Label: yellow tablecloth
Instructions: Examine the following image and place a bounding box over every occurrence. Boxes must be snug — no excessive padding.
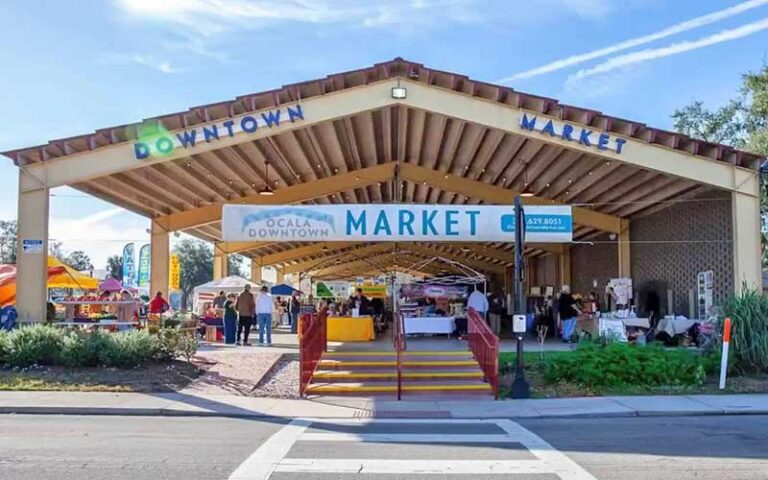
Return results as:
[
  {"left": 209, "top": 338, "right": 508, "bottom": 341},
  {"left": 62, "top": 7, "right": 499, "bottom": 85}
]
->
[{"left": 327, "top": 316, "right": 375, "bottom": 342}]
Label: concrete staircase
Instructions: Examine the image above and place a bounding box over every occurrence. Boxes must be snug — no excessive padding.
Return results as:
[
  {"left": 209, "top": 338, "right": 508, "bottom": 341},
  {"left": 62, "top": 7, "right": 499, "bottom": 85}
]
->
[{"left": 304, "top": 350, "right": 493, "bottom": 397}]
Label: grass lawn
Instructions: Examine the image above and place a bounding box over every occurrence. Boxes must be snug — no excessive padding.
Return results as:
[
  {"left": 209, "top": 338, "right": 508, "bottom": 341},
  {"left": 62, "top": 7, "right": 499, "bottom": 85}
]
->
[
  {"left": 0, "top": 361, "right": 202, "bottom": 393},
  {"left": 498, "top": 350, "right": 768, "bottom": 399}
]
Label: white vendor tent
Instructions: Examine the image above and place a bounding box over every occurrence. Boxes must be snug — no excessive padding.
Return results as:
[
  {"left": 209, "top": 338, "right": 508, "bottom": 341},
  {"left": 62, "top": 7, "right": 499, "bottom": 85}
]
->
[{"left": 192, "top": 276, "right": 260, "bottom": 313}]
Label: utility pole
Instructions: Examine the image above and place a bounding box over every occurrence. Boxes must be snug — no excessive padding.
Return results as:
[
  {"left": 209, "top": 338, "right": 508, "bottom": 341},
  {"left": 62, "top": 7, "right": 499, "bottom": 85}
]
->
[{"left": 511, "top": 195, "right": 530, "bottom": 399}]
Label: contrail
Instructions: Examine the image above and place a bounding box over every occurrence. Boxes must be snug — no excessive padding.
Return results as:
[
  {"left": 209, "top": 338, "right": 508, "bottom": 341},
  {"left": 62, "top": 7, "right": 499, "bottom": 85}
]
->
[
  {"left": 569, "top": 16, "right": 768, "bottom": 81},
  {"left": 499, "top": 0, "right": 768, "bottom": 83}
]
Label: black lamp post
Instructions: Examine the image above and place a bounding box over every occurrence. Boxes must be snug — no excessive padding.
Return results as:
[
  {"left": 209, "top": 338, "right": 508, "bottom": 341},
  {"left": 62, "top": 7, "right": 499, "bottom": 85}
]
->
[{"left": 511, "top": 195, "right": 530, "bottom": 399}]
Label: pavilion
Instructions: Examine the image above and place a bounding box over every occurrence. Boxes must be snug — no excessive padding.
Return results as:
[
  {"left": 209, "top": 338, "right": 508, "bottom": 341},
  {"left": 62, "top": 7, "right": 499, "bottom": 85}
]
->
[{"left": 2, "top": 58, "right": 762, "bottom": 322}]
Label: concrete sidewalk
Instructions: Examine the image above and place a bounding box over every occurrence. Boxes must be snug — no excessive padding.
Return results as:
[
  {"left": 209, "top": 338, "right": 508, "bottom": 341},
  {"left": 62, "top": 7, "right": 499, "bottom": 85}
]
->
[{"left": 1, "top": 391, "right": 767, "bottom": 419}]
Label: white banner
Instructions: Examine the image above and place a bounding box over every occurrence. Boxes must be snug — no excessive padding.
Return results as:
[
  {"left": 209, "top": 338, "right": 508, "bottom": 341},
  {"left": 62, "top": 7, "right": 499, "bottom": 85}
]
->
[{"left": 222, "top": 204, "right": 572, "bottom": 243}]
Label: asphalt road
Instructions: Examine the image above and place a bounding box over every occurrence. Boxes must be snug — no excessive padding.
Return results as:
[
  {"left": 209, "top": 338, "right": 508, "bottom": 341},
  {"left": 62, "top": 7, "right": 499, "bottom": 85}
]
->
[{"left": 0, "top": 414, "right": 766, "bottom": 480}]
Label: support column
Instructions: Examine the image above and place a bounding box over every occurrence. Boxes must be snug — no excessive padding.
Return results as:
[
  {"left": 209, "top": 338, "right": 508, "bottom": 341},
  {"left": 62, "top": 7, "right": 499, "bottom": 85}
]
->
[
  {"left": 149, "top": 220, "right": 169, "bottom": 299},
  {"left": 15, "top": 170, "right": 49, "bottom": 322},
  {"left": 559, "top": 245, "right": 571, "bottom": 288},
  {"left": 213, "top": 243, "right": 228, "bottom": 280},
  {"left": 276, "top": 268, "right": 285, "bottom": 284},
  {"left": 732, "top": 190, "right": 762, "bottom": 291},
  {"left": 618, "top": 218, "right": 631, "bottom": 278},
  {"left": 250, "top": 261, "right": 262, "bottom": 283}
]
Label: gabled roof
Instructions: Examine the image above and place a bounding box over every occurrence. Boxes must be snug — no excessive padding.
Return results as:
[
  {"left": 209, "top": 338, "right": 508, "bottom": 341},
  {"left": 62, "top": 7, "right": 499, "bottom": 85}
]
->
[{"left": 2, "top": 58, "right": 763, "bottom": 170}]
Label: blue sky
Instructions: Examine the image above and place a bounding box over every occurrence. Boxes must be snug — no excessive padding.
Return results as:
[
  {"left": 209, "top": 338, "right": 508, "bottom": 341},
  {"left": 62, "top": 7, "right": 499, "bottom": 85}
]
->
[{"left": 1, "top": 0, "right": 767, "bottom": 268}]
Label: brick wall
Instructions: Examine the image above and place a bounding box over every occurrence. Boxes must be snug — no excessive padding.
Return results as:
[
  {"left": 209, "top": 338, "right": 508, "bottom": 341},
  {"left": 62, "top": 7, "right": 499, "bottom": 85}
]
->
[
  {"left": 571, "top": 234, "right": 618, "bottom": 299},
  {"left": 630, "top": 190, "right": 733, "bottom": 315}
]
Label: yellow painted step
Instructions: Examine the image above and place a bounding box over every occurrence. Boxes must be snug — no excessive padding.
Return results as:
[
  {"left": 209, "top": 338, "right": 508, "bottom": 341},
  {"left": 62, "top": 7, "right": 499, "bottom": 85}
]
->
[
  {"left": 325, "top": 351, "right": 473, "bottom": 357},
  {"left": 305, "top": 383, "right": 492, "bottom": 393},
  {"left": 318, "top": 359, "right": 478, "bottom": 367},
  {"left": 305, "top": 384, "right": 397, "bottom": 393},
  {"left": 403, "top": 384, "right": 492, "bottom": 392},
  {"left": 312, "top": 371, "right": 484, "bottom": 380}
]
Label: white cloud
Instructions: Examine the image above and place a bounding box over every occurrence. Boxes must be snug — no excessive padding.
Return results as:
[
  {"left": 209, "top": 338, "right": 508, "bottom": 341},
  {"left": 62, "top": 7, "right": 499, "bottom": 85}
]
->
[
  {"left": 500, "top": 0, "right": 768, "bottom": 82},
  {"left": 568, "top": 16, "right": 768, "bottom": 81},
  {"left": 115, "top": 0, "right": 620, "bottom": 35},
  {"left": 129, "top": 54, "right": 177, "bottom": 73}
]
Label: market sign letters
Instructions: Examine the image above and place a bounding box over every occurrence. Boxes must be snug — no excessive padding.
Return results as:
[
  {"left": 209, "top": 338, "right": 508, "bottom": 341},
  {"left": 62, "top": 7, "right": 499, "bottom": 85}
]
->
[
  {"left": 520, "top": 113, "right": 627, "bottom": 155},
  {"left": 221, "top": 204, "right": 573, "bottom": 243},
  {"left": 133, "top": 104, "right": 304, "bottom": 159}
]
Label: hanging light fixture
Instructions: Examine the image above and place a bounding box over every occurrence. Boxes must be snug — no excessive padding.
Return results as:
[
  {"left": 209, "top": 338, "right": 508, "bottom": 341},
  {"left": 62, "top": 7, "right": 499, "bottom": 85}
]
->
[
  {"left": 520, "top": 159, "right": 535, "bottom": 197},
  {"left": 259, "top": 161, "right": 275, "bottom": 196}
]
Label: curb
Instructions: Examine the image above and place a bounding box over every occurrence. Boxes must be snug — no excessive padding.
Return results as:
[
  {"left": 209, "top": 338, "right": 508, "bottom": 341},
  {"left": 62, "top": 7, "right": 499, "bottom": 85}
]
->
[{"left": 2, "top": 406, "right": 767, "bottom": 419}]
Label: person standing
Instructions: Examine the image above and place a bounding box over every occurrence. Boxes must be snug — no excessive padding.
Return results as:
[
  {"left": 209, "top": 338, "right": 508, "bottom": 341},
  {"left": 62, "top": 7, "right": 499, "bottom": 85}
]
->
[
  {"left": 149, "top": 291, "right": 170, "bottom": 314},
  {"left": 256, "top": 286, "right": 274, "bottom": 346},
  {"left": 212, "top": 291, "right": 227, "bottom": 309},
  {"left": 235, "top": 284, "right": 255, "bottom": 346},
  {"left": 467, "top": 287, "right": 488, "bottom": 317},
  {"left": 289, "top": 292, "right": 301, "bottom": 334},
  {"left": 488, "top": 292, "right": 504, "bottom": 335},
  {"left": 223, "top": 293, "right": 238, "bottom": 345},
  {"left": 558, "top": 285, "right": 581, "bottom": 343}
]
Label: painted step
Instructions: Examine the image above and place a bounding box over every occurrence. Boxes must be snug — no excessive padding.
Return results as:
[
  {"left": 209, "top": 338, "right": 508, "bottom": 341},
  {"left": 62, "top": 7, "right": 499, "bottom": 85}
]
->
[
  {"left": 317, "top": 359, "right": 479, "bottom": 368},
  {"left": 305, "top": 382, "right": 492, "bottom": 395},
  {"left": 312, "top": 370, "right": 485, "bottom": 381},
  {"left": 324, "top": 350, "right": 474, "bottom": 357}
]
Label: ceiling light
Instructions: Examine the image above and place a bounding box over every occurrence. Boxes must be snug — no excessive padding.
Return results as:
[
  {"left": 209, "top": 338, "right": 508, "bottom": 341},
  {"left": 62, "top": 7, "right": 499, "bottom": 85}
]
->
[
  {"left": 520, "top": 191, "right": 535, "bottom": 197},
  {"left": 391, "top": 86, "right": 407, "bottom": 99}
]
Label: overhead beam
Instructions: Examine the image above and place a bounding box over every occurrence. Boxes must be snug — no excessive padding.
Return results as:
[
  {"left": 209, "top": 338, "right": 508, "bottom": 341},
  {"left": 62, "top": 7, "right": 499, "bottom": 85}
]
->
[
  {"left": 399, "top": 163, "right": 621, "bottom": 233},
  {"left": 257, "top": 241, "right": 361, "bottom": 266},
  {"left": 156, "top": 163, "right": 396, "bottom": 231},
  {"left": 284, "top": 243, "right": 395, "bottom": 275}
]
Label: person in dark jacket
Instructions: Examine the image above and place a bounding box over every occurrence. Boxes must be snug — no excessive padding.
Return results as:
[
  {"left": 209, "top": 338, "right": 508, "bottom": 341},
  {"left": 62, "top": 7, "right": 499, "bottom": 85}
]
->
[{"left": 488, "top": 293, "right": 504, "bottom": 334}]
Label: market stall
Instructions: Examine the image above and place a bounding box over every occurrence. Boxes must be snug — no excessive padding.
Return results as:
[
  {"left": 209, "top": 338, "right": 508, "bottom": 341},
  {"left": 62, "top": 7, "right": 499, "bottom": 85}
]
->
[
  {"left": 403, "top": 316, "right": 455, "bottom": 335},
  {"left": 298, "top": 314, "right": 375, "bottom": 341},
  {"left": 192, "top": 275, "right": 260, "bottom": 314}
]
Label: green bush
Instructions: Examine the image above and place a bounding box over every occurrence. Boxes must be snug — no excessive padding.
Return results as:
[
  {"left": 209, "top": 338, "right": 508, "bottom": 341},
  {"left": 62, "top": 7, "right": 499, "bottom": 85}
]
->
[
  {"left": 0, "top": 325, "right": 194, "bottom": 369},
  {"left": 543, "top": 343, "right": 713, "bottom": 388},
  {"left": 0, "top": 330, "right": 10, "bottom": 365},
  {"left": 156, "top": 327, "right": 198, "bottom": 362},
  {"left": 98, "top": 330, "right": 159, "bottom": 368},
  {"left": 6, "top": 324, "right": 64, "bottom": 366},
  {"left": 720, "top": 288, "right": 768, "bottom": 372}
]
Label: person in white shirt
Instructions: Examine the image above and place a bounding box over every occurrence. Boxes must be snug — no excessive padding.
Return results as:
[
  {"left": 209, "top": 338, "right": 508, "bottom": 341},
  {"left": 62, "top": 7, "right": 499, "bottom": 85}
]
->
[
  {"left": 255, "top": 286, "right": 274, "bottom": 346},
  {"left": 467, "top": 287, "right": 489, "bottom": 317}
]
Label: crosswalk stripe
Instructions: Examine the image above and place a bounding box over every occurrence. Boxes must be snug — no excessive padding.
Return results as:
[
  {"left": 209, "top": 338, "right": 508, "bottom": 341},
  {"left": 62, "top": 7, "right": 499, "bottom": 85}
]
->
[
  {"left": 274, "top": 458, "right": 551, "bottom": 475},
  {"left": 299, "top": 432, "right": 521, "bottom": 443},
  {"left": 227, "top": 418, "right": 311, "bottom": 480}
]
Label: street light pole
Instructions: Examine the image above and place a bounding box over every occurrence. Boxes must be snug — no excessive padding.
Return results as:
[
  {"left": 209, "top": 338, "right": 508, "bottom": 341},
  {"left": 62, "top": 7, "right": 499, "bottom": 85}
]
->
[{"left": 511, "top": 195, "right": 530, "bottom": 399}]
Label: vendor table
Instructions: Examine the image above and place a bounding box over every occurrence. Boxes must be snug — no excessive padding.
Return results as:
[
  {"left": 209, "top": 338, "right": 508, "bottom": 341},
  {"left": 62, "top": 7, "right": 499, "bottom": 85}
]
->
[
  {"left": 404, "top": 316, "right": 455, "bottom": 335},
  {"left": 656, "top": 317, "right": 697, "bottom": 337},
  {"left": 54, "top": 321, "right": 138, "bottom": 328},
  {"left": 327, "top": 316, "right": 375, "bottom": 342}
]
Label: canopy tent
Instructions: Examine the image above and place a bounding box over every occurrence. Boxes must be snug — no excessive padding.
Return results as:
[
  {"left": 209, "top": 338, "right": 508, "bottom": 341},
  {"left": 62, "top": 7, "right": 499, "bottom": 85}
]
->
[
  {"left": 271, "top": 283, "right": 300, "bottom": 296},
  {"left": 98, "top": 277, "right": 138, "bottom": 293},
  {"left": 191, "top": 275, "right": 260, "bottom": 313},
  {"left": 46, "top": 257, "right": 99, "bottom": 290},
  {"left": 0, "top": 261, "right": 70, "bottom": 307}
]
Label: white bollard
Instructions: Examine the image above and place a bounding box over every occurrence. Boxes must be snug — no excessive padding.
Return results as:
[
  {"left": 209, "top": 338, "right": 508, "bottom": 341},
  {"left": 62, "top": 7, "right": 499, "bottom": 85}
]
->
[{"left": 718, "top": 317, "right": 732, "bottom": 390}]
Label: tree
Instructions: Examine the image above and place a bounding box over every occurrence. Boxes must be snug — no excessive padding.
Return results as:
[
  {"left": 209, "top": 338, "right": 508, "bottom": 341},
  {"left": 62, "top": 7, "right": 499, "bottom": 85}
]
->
[
  {"left": 673, "top": 65, "right": 768, "bottom": 267},
  {"left": 228, "top": 254, "right": 245, "bottom": 278},
  {"left": 173, "top": 239, "right": 213, "bottom": 310},
  {"left": 106, "top": 255, "right": 123, "bottom": 280},
  {"left": 48, "top": 241, "right": 64, "bottom": 259},
  {"left": 65, "top": 250, "right": 93, "bottom": 271},
  {"left": 0, "top": 220, "right": 17, "bottom": 264}
]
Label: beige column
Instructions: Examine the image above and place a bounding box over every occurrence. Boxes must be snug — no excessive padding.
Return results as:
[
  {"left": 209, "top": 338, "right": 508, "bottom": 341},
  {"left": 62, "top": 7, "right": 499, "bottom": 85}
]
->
[
  {"left": 213, "top": 243, "right": 228, "bottom": 280},
  {"left": 15, "top": 170, "right": 49, "bottom": 322},
  {"left": 732, "top": 190, "right": 762, "bottom": 291},
  {"left": 559, "top": 245, "right": 572, "bottom": 288},
  {"left": 276, "top": 268, "right": 285, "bottom": 284},
  {"left": 250, "top": 260, "right": 262, "bottom": 283},
  {"left": 618, "top": 218, "right": 631, "bottom": 278},
  {"left": 149, "top": 220, "right": 170, "bottom": 298}
]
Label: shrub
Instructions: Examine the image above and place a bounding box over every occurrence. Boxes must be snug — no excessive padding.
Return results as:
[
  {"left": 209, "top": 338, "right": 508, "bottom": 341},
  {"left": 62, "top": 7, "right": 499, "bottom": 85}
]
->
[
  {"left": 720, "top": 288, "right": 768, "bottom": 372},
  {"left": 99, "top": 330, "right": 159, "bottom": 368},
  {"left": 156, "top": 327, "right": 198, "bottom": 362},
  {"left": 543, "top": 343, "right": 713, "bottom": 389},
  {"left": 0, "top": 330, "right": 10, "bottom": 365},
  {"left": 6, "top": 324, "right": 64, "bottom": 367}
]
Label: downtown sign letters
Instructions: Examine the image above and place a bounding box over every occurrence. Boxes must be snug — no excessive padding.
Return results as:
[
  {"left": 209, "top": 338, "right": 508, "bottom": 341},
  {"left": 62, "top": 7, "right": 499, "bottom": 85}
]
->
[{"left": 222, "top": 204, "right": 573, "bottom": 243}]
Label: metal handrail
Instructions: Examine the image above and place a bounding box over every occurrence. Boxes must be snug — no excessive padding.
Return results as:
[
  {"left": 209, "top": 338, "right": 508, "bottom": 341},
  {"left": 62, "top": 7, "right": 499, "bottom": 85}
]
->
[
  {"left": 299, "top": 311, "right": 328, "bottom": 397},
  {"left": 393, "top": 312, "right": 406, "bottom": 400},
  {"left": 467, "top": 307, "right": 499, "bottom": 399}
]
